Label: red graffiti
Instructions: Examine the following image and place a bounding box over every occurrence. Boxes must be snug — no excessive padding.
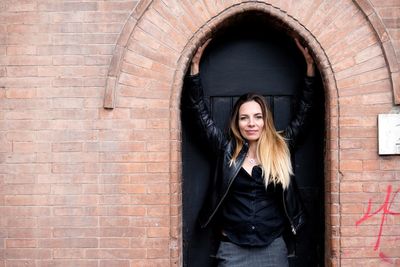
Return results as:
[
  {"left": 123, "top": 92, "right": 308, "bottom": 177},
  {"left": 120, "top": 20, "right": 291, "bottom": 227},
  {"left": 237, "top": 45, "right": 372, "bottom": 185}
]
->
[{"left": 355, "top": 185, "right": 400, "bottom": 264}]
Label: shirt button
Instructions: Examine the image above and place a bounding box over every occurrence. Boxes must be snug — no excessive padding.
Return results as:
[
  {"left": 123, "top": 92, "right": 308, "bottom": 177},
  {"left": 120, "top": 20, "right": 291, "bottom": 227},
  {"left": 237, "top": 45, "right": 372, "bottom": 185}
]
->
[{"left": 251, "top": 225, "right": 255, "bottom": 230}]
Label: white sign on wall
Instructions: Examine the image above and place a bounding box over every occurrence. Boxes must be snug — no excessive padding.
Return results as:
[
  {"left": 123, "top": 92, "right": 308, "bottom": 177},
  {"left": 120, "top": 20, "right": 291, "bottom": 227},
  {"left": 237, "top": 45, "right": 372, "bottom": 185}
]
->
[{"left": 378, "top": 114, "right": 400, "bottom": 155}]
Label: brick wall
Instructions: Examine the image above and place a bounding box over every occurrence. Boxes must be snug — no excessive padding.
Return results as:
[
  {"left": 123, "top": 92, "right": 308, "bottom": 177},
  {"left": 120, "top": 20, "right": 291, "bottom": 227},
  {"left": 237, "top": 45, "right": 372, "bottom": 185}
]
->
[{"left": 0, "top": 0, "right": 399, "bottom": 266}]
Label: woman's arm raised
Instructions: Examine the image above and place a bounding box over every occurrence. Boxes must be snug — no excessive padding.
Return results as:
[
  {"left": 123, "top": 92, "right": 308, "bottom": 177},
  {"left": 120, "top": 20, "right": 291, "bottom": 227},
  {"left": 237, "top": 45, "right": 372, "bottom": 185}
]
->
[
  {"left": 285, "top": 38, "right": 316, "bottom": 148},
  {"left": 295, "top": 38, "right": 315, "bottom": 77},
  {"left": 184, "top": 39, "right": 228, "bottom": 154},
  {"left": 190, "top": 39, "right": 212, "bottom": 75}
]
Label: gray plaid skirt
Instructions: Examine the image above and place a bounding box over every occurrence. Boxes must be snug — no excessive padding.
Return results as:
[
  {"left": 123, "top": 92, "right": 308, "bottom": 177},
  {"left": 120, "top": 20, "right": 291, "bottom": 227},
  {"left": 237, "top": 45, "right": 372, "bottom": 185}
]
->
[{"left": 215, "top": 236, "right": 289, "bottom": 267}]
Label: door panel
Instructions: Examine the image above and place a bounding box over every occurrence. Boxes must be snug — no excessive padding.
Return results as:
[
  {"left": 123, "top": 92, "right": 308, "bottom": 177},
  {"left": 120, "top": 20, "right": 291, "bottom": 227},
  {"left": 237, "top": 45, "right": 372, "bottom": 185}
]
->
[{"left": 182, "top": 14, "right": 325, "bottom": 267}]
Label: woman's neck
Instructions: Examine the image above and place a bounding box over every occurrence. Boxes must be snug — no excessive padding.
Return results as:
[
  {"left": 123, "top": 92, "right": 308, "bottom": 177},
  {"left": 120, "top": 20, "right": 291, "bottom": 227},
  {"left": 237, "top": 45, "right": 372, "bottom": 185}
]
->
[
  {"left": 243, "top": 141, "right": 259, "bottom": 169},
  {"left": 247, "top": 141, "right": 257, "bottom": 158}
]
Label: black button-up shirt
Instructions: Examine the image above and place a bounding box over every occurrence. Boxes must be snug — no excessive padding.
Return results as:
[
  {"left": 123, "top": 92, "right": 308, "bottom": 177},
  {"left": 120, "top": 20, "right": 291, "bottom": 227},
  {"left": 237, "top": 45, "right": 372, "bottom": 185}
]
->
[{"left": 221, "top": 166, "right": 285, "bottom": 247}]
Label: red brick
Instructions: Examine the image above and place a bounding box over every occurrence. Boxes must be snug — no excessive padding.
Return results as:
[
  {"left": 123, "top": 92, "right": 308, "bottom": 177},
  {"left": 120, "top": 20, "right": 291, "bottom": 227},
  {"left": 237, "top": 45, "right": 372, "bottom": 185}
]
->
[
  {"left": 6, "top": 239, "right": 37, "bottom": 248},
  {"left": 106, "top": 206, "right": 146, "bottom": 216},
  {"left": 52, "top": 142, "right": 82, "bottom": 152},
  {"left": 38, "top": 217, "right": 97, "bottom": 227},
  {"left": 147, "top": 247, "right": 169, "bottom": 259},
  {"left": 53, "top": 248, "right": 85, "bottom": 259},
  {"left": 363, "top": 160, "right": 380, "bottom": 171},
  {"left": 5, "top": 0, "right": 37, "bottom": 12},
  {"left": 53, "top": 228, "right": 98, "bottom": 238},
  {"left": 52, "top": 77, "right": 83, "bottom": 87},
  {"left": 83, "top": 184, "right": 104, "bottom": 194},
  {"left": 146, "top": 141, "right": 169, "bottom": 152},
  {"left": 52, "top": 163, "right": 85, "bottom": 173},
  {"left": 86, "top": 10, "right": 130, "bottom": 22},
  {"left": 53, "top": 207, "right": 97, "bottom": 216},
  {"left": 7, "top": 33, "right": 50, "bottom": 45},
  {"left": 51, "top": 195, "right": 98, "bottom": 206},
  {"left": 6, "top": 66, "right": 38, "bottom": 77},
  {"left": 147, "top": 227, "right": 169, "bottom": 238},
  {"left": 52, "top": 152, "right": 97, "bottom": 164},
  {"left": 341, "top": 247, "right": 376, "bottom": 259},
  {"left": 340, "top": 127, "right": 377, "bottom": 138},
  {"left": 39, "top": 2, "right": 98, "bottom": 12},
  {"left": 37, "top": 260, "right": 98, "bottom": 267},
  {"left": 99, "top": 238, "right": 130, "bottom": 248},
  {"left": 130, "top": 259, "right": 171, "bottom": 267},
  {"left": 340, "top": 149, "right": 377, "bottom": 160},
  {"left": 4, "top": 260, "right": 36, "bottom": 267},
  {"left": 362, "top": 171, "right": 397, "bottom": 181},
  {"left": 340, "top": 160, "right": 363, "bottom": 171},
  {"left": 99, "top": 163, "right": 146, "bottom": 173},
  {"left": 5, "top": 110, "right": 43, "bottom": 120},
  {"left": 3, "top": 151, "right": 35, "bottom": 162},
  {"left": 340, "top": 203, "right": 364, "bottom": 214},
  {"left": 146, "top": 162, "right": 169, "bottom": 173},
  {"left": 85, "top": 248, "right": 146, "bottom": 259},
  {"left": 339, "top": 116, "right": 376, "bottom": 127},
  {"left": 340, "top": 182, "right": 363, "bottom": 192},
  {"left": 5, "top": 248, "right": 51, "bottom": 259},
  {"left": 372, "top": 0, "right": 400, "bottom": 7},
  {"left": 100, "top": 227, "right": 145, "bottom": 238},
  {"left": 3, "top": 184, "right": 50, "bottom": 194},
  {"left": 129, "top": 193, "right": 170, "bottom": 205},
  {"left": 337, "top": 67, "right": 390, "bottom": 89},
  {"left": 4, "top": 77, "right": 51, "bottom": 88},
  {"left": 380, "top": 158, "right": 400, "bottom": 170},
  {"left": 340, "top": 79, "right": 390, "bottom": 98},
  {"left": 100, "top": 260, "right": 130, "bottom": 267},
  {"left": 5, "top": 217, "right": 37, "bottom": 228},
  {"left": 130, "top": 216, "right": 169, "bottom": 228},
  {"left": 100, "top": 217, "right": 130, "bottom": 227},
  {"left": 53, "top": 56, "right": 84, "bottom": 66},
  {"left": 38, "top": 238, "right": 98, "bottom": 248},
  {"left": 6, "top": 55, "right": 52, "bottom": 66},
  {"left": 5, "top": 195, "right": 49, "bottom": 206},
  {"left": 341, "top": 192, "right": 378, "bottom": 203}
]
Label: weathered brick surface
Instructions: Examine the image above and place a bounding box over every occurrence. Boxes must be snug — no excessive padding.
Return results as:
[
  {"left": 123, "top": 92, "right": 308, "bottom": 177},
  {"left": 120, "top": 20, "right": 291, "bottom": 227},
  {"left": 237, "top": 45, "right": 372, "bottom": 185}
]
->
[{"left": 0, "top": 0, "right": 399, "bottom": 266}]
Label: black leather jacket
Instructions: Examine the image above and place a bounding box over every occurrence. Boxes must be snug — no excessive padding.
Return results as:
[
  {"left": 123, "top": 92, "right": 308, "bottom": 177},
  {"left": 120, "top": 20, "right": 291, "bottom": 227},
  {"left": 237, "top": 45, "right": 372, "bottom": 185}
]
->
[{"left": 183, "top": 74, "right": 314, "bottom": 248}]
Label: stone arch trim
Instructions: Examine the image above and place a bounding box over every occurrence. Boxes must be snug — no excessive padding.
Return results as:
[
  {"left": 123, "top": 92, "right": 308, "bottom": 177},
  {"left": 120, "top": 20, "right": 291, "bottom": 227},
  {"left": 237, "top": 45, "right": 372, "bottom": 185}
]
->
[
  {"left": 103, "top": 0, "right": 399, "bottom": 108},
  {"left": 352, "top": 0, "right": 400, "bottom": 103},
  {"left": 103, "top": 0, "right": 153, "bottom": 108}
]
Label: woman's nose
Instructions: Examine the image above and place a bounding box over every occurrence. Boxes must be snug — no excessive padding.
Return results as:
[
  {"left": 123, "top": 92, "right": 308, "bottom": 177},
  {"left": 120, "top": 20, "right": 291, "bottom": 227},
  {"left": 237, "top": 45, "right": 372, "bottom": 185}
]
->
[{"left": 248, "top": 118, "right": 255, "bottom": 126}]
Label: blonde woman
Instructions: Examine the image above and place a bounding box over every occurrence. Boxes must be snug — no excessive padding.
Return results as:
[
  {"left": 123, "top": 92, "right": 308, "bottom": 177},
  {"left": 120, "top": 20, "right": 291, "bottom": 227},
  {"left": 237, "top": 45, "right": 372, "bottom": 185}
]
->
[{"left": 183, "top": 37, "right": 315, "bottom": 267}]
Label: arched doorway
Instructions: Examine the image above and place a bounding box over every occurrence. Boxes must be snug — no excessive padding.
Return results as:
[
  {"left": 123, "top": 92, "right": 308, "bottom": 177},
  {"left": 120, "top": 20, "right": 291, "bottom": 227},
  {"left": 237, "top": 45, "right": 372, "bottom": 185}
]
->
[{"left": 182, "top": 12, "right": 325, "bottom": 266}]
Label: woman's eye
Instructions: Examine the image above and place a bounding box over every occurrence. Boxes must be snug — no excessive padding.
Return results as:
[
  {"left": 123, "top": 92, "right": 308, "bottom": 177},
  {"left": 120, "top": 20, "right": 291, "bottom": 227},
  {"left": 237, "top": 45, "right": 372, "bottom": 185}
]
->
[{"left": 239, "top": 117, "right": 247, "bottom": 121}]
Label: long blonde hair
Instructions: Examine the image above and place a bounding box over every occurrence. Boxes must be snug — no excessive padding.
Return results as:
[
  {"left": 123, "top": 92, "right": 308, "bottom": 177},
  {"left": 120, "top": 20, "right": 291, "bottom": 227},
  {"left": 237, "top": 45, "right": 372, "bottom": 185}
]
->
[{"left": 229, "top": 93, "right": 293, "bottom": 189}]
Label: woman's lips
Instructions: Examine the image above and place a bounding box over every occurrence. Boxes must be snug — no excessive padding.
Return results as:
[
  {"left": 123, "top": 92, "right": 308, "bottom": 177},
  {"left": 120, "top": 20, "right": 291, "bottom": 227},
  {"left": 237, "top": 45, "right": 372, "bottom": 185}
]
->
[{"left": 245, "top": 130, "right": 258, "bottom": 135}]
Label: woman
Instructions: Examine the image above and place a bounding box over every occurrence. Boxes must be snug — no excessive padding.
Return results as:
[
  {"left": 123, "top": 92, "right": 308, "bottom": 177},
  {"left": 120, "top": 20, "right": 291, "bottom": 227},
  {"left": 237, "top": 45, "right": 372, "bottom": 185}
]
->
[{"left": 184, "top": 37, "right": 315, "bottom": 267}]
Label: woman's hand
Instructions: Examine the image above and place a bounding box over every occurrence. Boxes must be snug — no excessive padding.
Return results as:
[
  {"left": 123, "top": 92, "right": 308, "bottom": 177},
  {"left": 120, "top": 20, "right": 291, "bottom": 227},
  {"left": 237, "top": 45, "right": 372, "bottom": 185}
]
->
[
  {"left": 294, "top": 38, "right": 315, "bottom": 77},
  {"left": 190, "top": 39, "right": 212, "bottom": 75}
]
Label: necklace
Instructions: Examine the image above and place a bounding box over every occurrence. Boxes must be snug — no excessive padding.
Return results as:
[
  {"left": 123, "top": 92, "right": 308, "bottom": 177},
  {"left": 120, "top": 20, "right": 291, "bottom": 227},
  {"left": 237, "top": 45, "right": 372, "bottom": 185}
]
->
[{"left": 247, "top": 155, "right": 257, "bottom": 165}]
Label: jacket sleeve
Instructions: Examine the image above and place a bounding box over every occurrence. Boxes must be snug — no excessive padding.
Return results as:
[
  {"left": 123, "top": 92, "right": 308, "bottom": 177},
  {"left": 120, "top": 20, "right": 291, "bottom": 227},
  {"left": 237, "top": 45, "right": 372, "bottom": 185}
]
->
[
  {"left": 182, "top": 74, "right": 228, "bottom": 153},
  {"left": 284, "top": 76, "right": 315, "bottom": 149}
]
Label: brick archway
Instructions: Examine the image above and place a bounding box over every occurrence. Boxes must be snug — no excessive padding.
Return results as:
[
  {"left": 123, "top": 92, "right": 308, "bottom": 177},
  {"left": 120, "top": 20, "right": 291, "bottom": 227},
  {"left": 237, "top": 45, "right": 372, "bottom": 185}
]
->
[
  {"left": 103, "top": 0, "right": 399, "bottom": 109},
  {"left": 171, "top": 4, "right": 339, "bottom": 266},
  {"left": 101, "top": 1, "right": 396, "bottom": 265}
]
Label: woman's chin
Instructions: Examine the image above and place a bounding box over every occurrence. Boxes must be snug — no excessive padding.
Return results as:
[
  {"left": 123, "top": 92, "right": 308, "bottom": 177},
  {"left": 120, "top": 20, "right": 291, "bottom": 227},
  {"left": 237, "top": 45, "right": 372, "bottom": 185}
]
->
[{"left": 244, "top": 136, "right": 260, "bottom": 142}]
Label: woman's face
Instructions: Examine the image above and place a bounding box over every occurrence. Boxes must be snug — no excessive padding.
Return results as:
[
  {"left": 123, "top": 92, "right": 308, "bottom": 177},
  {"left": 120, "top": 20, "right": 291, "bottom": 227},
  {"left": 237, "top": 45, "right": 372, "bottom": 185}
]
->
[{"left": 238, "top": 100, "right": 264, "bottom": 142}]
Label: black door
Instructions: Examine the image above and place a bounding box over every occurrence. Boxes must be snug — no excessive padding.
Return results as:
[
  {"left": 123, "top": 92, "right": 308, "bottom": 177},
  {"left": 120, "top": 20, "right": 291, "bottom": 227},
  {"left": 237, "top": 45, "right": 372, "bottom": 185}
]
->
[{"left": 182, "top": 13, "right": 325, "bottom": 267}]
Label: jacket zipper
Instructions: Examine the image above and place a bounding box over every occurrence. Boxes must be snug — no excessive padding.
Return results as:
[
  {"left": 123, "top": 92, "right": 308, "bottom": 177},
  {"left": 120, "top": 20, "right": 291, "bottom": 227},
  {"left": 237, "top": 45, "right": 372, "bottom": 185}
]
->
[
  {"left": 201, "top": 150, "right": 247, "bottom": 228},
  {"left": 282, "top": 190, "right": 297, "bottom": 235}
]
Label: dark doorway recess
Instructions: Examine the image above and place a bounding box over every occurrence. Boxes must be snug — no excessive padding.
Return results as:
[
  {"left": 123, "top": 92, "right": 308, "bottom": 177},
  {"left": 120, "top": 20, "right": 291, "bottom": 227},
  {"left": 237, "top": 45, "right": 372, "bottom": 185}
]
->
[{"left": 182, "top": 12, "right": 325, "bottom": 267}]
